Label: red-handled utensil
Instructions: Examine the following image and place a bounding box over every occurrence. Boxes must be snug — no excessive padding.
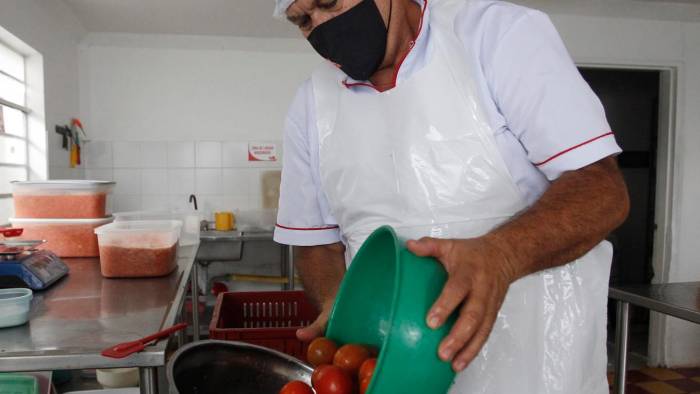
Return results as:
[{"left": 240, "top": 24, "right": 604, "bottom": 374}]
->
[
  {"left": 101, "top": 323, "right": 188, "bottom": 359},
  {"left": 0, "top": 228, "right": 23, "bottom": 237}
]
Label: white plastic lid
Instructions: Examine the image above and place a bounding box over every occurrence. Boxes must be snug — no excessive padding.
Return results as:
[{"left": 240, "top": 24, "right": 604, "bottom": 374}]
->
[
  {"left": 94, "top": 220, "right": 182, "bottom": 235},
  {"left": 9, "top": 216, "right": 115, "bottom": 225},
  {"left": 0, "top": 288, "right": 33, "bottom": 303},
  {"left": 12, "top": 180, "right": 115, "bottom": 189}
]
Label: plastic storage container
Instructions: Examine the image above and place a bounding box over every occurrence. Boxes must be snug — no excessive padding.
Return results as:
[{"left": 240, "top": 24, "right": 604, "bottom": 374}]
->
[
  {"left": 0, "top": 374, "right": 38, "bottom": 394},
  {"left": 10, "top": 217, "right": 114, "bottom": 257},
  {"left": 0, "top": 288, "right": 32, "bottom": 328},
  {"left": 94, "top": 220, "right": 181, "bottom": 278},
  {"left": 12, "top": 180, "right": 115, "bottom": 219},
  {"left": 209, "top": 291, "right": 318, "bottom": 362},
  {"left": 96, "top": 368, "right": 139, "bottom": 388},
  {"left": 113, "top": 210, "right": 201, "bottom": 246}
]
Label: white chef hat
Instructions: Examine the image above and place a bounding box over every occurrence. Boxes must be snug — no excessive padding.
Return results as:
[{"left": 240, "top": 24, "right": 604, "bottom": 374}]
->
[{"left": 273, "top": 0, "right": 296, "bottom": 19}]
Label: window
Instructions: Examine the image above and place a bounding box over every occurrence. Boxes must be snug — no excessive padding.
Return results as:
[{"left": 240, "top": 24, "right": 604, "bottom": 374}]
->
[{"left": 0, "top": 39, "right": 29, "bottom": 221}]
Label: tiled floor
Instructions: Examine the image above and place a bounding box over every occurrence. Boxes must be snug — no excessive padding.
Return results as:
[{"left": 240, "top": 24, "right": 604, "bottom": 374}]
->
[{"left": 608, "top": 368, "right": 700, "bottom": 393}]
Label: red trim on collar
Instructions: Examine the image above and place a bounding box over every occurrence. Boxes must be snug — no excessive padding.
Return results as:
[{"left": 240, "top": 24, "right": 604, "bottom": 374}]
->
[{"left": 343, "top": 0, "right": 428, "bottom": 92}]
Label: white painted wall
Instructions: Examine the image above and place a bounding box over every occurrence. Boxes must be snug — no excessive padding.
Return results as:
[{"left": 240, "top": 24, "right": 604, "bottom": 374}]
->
[
  {"left": 79, "top": 34, "right": 319, "bottom": 217},
  {"left": 0, "top": 0, "right": 86, "bottom": 181},
  {"left": 80, "top": 34, "right": 319, "bottom": 141},
  {"left": 79, "top": 13, "right": 700, "bottom": 365}
]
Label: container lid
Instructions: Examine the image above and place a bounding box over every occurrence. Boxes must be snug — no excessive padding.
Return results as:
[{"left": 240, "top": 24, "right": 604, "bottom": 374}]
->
[
  {"left": 94, "top": 220, "right": 182, "bottom": 235},
  {"left": 12, "top": 180, "right": 116, "bottom": 189},
  {"left": 0, "top": 240, "right": 46, "bottom": 248},
  {"left": 0, "top": 288, "right": 33, "bottom": 302},
  {"left": 9, "top": 216, "right": 115, "bottom": 225},
  {"left": 113, "top": 209, "right": 198, "bottom": 217},
  {"left": 113, "top": 210, "right": 171, "bottom": 217}
]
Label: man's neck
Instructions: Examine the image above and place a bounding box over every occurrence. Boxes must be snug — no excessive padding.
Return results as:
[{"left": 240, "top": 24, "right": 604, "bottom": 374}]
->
[{"left": 369, "top": 0, "right": 423, "bottom": 91}]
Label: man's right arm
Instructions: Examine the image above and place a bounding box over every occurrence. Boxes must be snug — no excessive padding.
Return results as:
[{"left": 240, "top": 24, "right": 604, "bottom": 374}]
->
[{"left": 295, "top": 242, "right": 346, "bottom": 341}]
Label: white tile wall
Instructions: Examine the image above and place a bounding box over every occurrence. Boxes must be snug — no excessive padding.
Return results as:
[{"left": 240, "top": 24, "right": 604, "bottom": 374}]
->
[
  {"left": 113, "top": 169, "right": 142, "bottom": 195},
  {"left": 112, "top": 142, "right": 141, "bottom": 168},
  {"left": 85, "top": 141, "right": 113, "bottom": 169},
  {"left": 222, "top": 168, "right": 250, "bottom": 195},
  {"left": 142, "top": 194, "right": 170, "bottom": 211},
  {"left": 83, "top": 140, "right": 281, "bottom": 218},
  {"left": 222, "top": 141, "right": 249, "bottom": 167},
  {"left": 196, "top": 141, "right": 222, "bottom": 168},
  {"left": 168, "top": 168, "right": 195, "bottom": 195},
  {"left": 167, "top": 142, "right": 195, "bottom": 168},
  {"left": 141, "top": 169, "right": 168, "bottom": 195},
  {"left": 85, "top": 168, "right": 113, "bottom": 181},
  {"left": 195, "top": 168, "right": 222, "bottom": 195},
  {"left": 140, "top": 142, "right": 168, "bottom": 168},
  {"left": 113, "top": 195, "right": 141, "bottom": 212}
]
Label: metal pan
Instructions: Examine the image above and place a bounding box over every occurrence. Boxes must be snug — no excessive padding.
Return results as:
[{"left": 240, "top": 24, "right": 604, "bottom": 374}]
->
[{"left": 167, "top": 340, "right": 313, "bottom": 394}]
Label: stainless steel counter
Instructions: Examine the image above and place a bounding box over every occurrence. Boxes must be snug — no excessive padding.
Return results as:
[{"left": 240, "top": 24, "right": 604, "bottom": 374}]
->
[
  {"left": 609, "top": 282, "right": 700, "bottom": 324},
  {"left": 0, "top": 244, "right": 199, "bottom": 393},
  {"left": 199, "top": 230, "right": 274, "bottom": 242},
  {"left": 609, "top": 282, "right": 700, "bottom": 394},
  {"left": 197, "top": 230, "right": 295, "bottom": 291}
]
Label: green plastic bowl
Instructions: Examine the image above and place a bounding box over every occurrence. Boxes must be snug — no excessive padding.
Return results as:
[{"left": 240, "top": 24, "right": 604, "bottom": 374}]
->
[{"left": 326, "top": 226, "right": 456, "bottom": 394}]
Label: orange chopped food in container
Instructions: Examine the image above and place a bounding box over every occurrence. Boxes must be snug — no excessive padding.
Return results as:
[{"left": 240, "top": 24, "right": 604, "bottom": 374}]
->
[
  {"left": 12, "top": 180, "right": 115, "bottom": 219},
  {"left": 9, "top": 217, "right": 114, "bottom": 257},
  {"left": 94, "top": 220, "right": 182, "bottom": 278}
]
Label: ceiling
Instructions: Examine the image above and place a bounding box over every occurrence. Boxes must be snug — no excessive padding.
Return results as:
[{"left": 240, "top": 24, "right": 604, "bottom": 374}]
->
[{"left": 64, "top": 0, "right": 700, "bottom": 38}]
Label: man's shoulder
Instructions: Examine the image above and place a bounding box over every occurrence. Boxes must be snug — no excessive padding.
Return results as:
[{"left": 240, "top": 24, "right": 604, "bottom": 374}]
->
[
  {"left": 450, "top": 0, "right": 537, "bottom": 37},
  {"left": 285, "top": 78, "right": 314, "bottom": 132}
]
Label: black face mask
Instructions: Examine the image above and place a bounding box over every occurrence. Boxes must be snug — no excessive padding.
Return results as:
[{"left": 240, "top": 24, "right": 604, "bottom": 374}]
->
[{"left": 308, "top": 0, "right": 388, "bottom": 81}]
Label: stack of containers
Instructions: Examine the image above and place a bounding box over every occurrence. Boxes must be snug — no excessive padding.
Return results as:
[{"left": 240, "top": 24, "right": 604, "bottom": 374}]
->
[{"left": 9, "top": 181, "right": 115, "bottom": 257}]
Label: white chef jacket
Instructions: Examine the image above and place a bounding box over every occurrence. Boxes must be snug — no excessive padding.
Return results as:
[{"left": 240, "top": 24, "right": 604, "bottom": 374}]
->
[{"left": 274, "top": 0, "right": 622, "bottom": 247}]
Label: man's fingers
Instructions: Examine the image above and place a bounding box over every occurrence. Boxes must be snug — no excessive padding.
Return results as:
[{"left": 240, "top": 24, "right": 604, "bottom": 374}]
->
[
  {"left": 451, "top": 299, "right": 499, "bottom": 372},
  {"left": 296, "top": 312, "right": 328, "bottom": 342},
  {"left": 427, "top": 277, "right": 469, "bottom": 329},
  {"left": 406, "top": 237, "right": 448, "bottom": 258},
  {"left": 438, "top": 294, "right": 487, "bottom": 362}
]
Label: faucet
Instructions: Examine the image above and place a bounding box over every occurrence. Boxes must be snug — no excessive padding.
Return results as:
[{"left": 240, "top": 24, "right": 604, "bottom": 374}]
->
[{"left": 189, "top": 194, "right": 198, "bottom": 211}]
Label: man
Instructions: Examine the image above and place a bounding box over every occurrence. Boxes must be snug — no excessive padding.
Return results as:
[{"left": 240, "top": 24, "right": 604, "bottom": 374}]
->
[{"left": 272, "top": 0, "right": 630, "bottom": 392}]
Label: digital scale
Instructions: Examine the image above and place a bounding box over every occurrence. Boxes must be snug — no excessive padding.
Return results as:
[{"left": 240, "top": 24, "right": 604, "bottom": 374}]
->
[{"left": 0, "top": 240, "right": 69, "bottom": 290}]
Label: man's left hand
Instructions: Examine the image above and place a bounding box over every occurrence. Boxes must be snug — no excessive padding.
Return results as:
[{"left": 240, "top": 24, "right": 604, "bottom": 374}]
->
[{"left": 406, "top": 236, "right": 516, "bottom": 372}]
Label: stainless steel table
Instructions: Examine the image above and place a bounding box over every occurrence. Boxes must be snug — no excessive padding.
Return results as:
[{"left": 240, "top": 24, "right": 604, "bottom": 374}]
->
[
  {"left": 609, "top": 282, "right": 700, "bottom": 394},
  {"left": 0, "top": 244, "right": 199, "bottom": 394}
]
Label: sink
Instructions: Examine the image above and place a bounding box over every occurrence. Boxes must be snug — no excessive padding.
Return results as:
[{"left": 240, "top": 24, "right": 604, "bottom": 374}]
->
[{"left": 196, "top": 231, "right": 244, "bottom": 262}]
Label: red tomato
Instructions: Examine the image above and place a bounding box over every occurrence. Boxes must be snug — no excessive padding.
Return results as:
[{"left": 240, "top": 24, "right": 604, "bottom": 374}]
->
[
  {"left": 360, "top": 375, "right": 372, "bottom": 394},
  {"left": 333, "top": 344, "right": 370, "bottom": 376},
  {"left": 279, "top": 380, "right": 314, "bottom": 394},
  {"left": 312, "top": 364, "right": 333, "bottom": 388},
  {"left": 358, "top": 358, "right": 377, "bottom": 382},
  {"left": 307, "top": 337, "right": 339, "bottom": 367},
  {"left": 314, "top": 365, "right": 353, "bottom": 394}
]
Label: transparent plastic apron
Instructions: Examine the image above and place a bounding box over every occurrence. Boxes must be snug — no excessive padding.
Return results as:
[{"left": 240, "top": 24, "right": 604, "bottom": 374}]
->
[{"left": 311, "top": 1, "right": 611, "bottom": 392}]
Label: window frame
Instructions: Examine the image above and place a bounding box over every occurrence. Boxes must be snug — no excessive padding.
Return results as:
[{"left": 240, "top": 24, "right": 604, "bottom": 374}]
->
[{"left": 0, "top": 41, "right": 30, "bottom": 203}]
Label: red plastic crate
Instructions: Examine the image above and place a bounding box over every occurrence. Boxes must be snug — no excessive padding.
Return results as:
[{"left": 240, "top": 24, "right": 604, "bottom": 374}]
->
[{"left": 209, "top": 291, "right": 318, "bottom": 361}]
